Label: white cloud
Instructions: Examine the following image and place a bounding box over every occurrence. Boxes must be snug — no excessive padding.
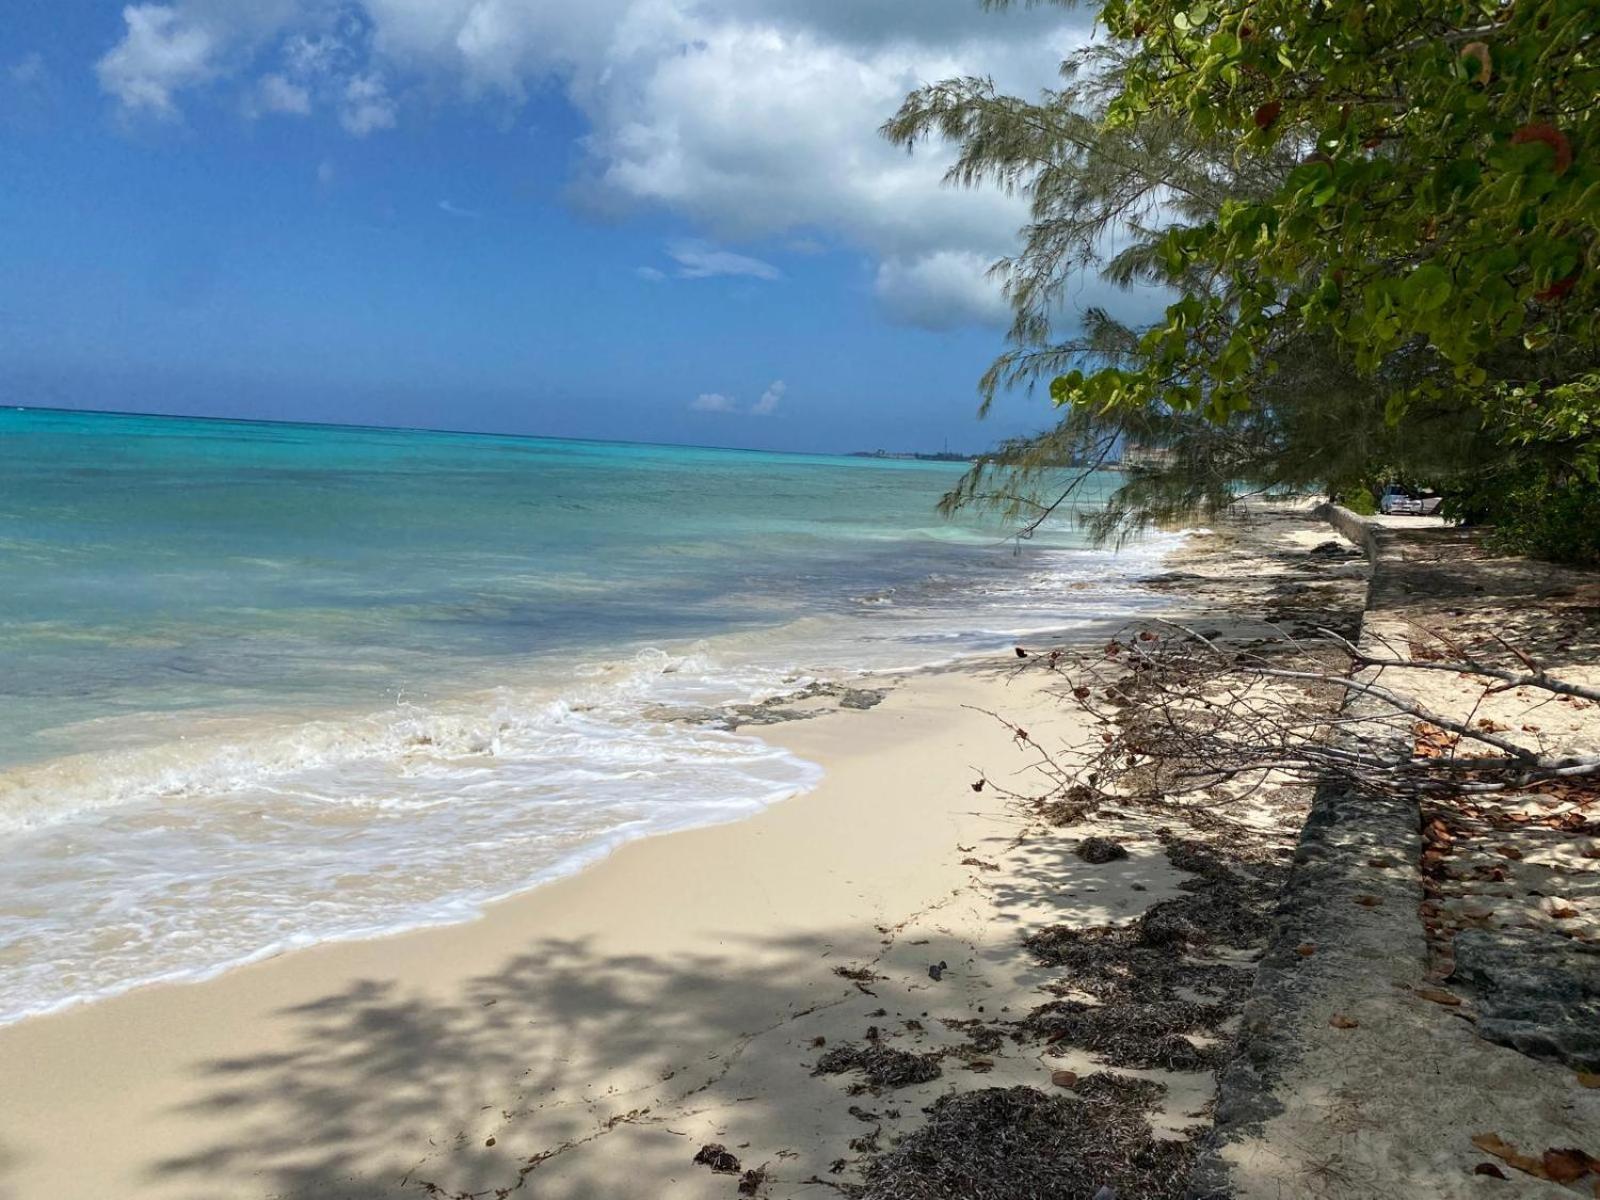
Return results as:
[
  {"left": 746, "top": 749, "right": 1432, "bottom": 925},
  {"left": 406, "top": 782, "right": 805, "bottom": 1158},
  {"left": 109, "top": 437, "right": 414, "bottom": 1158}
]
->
[
  {"left": 666, "top": 240, "right": 781, "bottom": 282},
  {"left": 635, "top": 265, "right": 667, "bottom": 282},
  {"left": 751, "top": 380, "right": 785, "bottom": 416},
  {"left": 97, "top": 5, "right": 217, "bottom": 117},
  {"left": 9, "top": 53, "right": 48, "bottom": 88},
  {"left": 438, "top": 199, "right": 481, "bottom": 219},
  {"left": 316, "top": 158, "right": 336, "bottom": 185},
  {"left": 3, "top": 52, "right": 61, "bottom": 130},
  {"left": 690, "top": 381, "right": 785, "bottom": 416},
  {"left": 252, "top": 71, "right": 310, "bottom": 115},
  {"left": 90, "top": 0, "right": 1108, "bottom": 328},
  {"left": 874, "top": 251, "right": 1011, "bottom": 331},
  {"left": 340, "top": 71, "right": 396, "bottom": 135}
]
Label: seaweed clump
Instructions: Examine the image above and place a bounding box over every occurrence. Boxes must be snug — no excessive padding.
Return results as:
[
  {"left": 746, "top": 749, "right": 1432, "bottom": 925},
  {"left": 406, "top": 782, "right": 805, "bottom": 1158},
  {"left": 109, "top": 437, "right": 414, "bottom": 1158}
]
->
[
  {"left": 1016, "top": 830, "right": 1285, "bottom": 1069},
  {"left": 814, "top": 1043, "right": 943, "bottom": 1089},
  {"left": 1070, "top": 1070, "right": 1169, "bottom": 1111},
  {"left": 1077, "top": 836, "right": 1129, "bottom": 864},
  {"left": 1023, "top": 998, "right": 1223, "bottom": 1071},
  {"left": 856, "top": 1085, "right": 1197, "bottom": 1200}
]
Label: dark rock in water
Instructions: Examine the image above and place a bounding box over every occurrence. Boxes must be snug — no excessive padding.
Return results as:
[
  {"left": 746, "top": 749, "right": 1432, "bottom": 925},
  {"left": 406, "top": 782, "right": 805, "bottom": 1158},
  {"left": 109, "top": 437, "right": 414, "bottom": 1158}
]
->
[
  {"left": 1449, "top": 927, "right": 1600, "bottom": 1070},
  {"left": 1077, "top": 836, "right": 1129, "bottom": 865},
  {"left": 837, "top": 687, "right": 886, "bottom": 710},
  {"left": 928, "top": 960, "right": 948, "bottom": 981},
  {"left": 723, "top": 681, "right": 887, "bottom": 727},
  {"left": 693, "top": 1143, "right": 742, "bottom": 1174}
]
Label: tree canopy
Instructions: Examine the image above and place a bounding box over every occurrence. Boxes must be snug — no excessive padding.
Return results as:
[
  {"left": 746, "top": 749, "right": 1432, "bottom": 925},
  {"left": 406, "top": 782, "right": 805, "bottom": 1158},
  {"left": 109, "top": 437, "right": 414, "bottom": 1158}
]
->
[{"left": 889, "top": 0, "right": 1600, "bottom": 559}]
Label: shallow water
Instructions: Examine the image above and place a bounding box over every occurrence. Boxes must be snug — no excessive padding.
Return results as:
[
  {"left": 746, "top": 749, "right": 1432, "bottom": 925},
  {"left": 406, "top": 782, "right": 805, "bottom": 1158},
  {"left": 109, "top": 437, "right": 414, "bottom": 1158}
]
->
[{"left": 0, "top": 407, "right": 1174, "bottom": 1023}]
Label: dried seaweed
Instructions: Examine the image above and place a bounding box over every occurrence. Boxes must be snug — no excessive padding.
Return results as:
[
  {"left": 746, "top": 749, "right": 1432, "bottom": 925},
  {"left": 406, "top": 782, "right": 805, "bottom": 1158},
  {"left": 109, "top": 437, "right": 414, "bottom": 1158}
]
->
[
  {"left": 1023, "top": 998, "right": 1223, "bottom": 1071},
  {"left": 855, "top": 1086, "right": 1198, "bottom": 1200},
  {"left": 1070, "top": 1070, "right": 1169, "bottom": 1112},
  {"left": 693, "top": 1143, "right": 742, "bottom": 1174},
  {"left": 814, "top": 1043, "right": 943, "bottom": 1089},
  {"left": 1077, "top": 836, "right": 1129, "bottom": 864}
]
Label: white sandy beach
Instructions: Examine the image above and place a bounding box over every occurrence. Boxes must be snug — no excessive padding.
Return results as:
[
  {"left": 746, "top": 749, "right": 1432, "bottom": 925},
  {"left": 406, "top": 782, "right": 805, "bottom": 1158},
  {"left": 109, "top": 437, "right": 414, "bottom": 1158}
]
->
[
  {"left": 0, "top": 656, "right": 1123, "bottom": 1198},
  {"left": 0, "top": 511, "right": 1400, "bottom": 1200}
]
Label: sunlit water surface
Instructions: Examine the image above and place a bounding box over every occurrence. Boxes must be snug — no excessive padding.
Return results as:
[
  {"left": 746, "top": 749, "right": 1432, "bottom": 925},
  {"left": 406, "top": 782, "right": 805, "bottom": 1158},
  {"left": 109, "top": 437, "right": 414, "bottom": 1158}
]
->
[{"left": 0, "top": 408, "right": 1177, "bottom": 1022}]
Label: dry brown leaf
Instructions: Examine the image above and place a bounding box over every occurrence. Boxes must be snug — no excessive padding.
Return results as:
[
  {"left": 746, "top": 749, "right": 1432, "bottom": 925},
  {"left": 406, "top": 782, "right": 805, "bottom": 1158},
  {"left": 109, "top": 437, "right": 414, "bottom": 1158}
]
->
[
  {"left": 1471, "top": 1132, "right": 1550, "bottom": 1179},
  {"left": 1353, "top": 894, "right": 1383, "bottom": 907},
  {"left": 1472, "top": 1162, "right": 1508, "bottom": 1179},
  {"left": 1415, "top": 986, "right": 1463, "bottom": 1007},
  {"left": 1295, "top": 943, "right": 1316, "bottom": 957},
  {"left": 1329, "top": 1014, "right": 1359, "bottom": 1029},
  {"left": 1576, "top": 1071, "right": 1600, "bottom": 1089},
  {"left": 1541, "top": 1148, "right": 1590, "bottom": 1184},
  {"left": 1496, "top": 845, "right": 1524, "bottom": 860},
  {"left": 1049, "top": 1070, "right": 1078, "bottom": 1088}
]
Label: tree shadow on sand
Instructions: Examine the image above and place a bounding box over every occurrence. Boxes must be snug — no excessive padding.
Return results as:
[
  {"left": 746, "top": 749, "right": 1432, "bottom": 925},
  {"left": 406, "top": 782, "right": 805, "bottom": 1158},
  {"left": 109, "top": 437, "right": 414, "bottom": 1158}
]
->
[{"left": 148, "top": 931, "right": 904, "bottom": 1199}]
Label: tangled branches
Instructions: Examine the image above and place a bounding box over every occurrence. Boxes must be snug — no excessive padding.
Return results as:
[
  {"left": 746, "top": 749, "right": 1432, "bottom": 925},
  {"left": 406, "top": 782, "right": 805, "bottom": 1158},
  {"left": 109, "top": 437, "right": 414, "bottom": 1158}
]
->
[{"left": 981, "top": 621, "right": 1600, "bottom": 816}]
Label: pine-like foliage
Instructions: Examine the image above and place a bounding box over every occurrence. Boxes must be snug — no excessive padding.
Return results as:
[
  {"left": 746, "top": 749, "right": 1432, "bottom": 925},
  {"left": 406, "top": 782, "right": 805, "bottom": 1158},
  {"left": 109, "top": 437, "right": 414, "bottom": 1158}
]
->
[{"left": 886, "top": 6, "right": 1600, "bottom": 557}]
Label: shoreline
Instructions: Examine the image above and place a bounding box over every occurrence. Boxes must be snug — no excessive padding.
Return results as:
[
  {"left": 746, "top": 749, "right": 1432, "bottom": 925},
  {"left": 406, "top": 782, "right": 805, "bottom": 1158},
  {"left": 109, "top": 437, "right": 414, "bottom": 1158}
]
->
[
  {"left": 1, "top": 657, "right": 1106, "bottom": 1197},
  {"left": 0, "top": 516, "right": 1317, "bottom": 1199},
  {"left": 0, "top": 535, "right": 1184, "bottom": 1032}
]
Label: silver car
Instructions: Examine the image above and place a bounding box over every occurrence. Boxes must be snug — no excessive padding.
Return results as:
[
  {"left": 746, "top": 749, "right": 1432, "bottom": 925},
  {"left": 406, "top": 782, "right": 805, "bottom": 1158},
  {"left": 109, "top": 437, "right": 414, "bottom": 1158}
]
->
[{"left": 1379, "top": 485, "right": 1441, "bottom": 515}]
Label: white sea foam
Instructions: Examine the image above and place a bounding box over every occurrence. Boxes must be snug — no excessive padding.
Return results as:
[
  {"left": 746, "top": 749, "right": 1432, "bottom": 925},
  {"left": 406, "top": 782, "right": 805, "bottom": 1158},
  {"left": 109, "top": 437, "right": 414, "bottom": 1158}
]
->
[{"left": 0, "top": 532, "right": 1186, "bottom": 1025}]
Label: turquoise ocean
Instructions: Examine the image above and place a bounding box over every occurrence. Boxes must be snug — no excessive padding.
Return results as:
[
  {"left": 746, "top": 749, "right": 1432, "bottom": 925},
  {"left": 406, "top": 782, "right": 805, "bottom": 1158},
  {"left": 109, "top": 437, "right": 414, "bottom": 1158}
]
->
[{"left": 0, "top": 407, "right": 1177, "bottom": 1023}]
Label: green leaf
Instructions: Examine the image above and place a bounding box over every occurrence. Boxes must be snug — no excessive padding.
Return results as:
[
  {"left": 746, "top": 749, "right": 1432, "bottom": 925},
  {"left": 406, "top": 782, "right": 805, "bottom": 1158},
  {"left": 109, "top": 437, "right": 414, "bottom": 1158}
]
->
[{"left": 1401, "top": 264, "right": 1452, "bottom": 313}]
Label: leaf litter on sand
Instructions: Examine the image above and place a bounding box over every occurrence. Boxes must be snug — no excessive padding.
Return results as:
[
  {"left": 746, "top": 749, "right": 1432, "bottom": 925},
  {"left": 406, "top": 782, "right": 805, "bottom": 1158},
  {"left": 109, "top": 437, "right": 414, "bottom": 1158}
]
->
[
  {"left": 1469, "top": 1133, "right": 1600, "bottom": 1185},
  {"left": 853, "top": 1086, "right": 1198, "bottom": 1200},
  {"left": 834, "top": 794, "right": 1295, "bottom": 1197},
  {"left": 813, "top": 1043, "right": 943, "bottom": 1090},
  {"left": 1017, "top": 831, "right": 1281, "bottom": 1070}
]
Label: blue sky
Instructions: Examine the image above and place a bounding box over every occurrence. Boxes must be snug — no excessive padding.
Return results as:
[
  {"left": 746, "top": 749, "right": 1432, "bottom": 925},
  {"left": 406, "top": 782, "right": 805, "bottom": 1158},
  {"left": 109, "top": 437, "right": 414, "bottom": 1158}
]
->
[{"left": 0, "top": 1, "right": 1135, "bottom": 453}]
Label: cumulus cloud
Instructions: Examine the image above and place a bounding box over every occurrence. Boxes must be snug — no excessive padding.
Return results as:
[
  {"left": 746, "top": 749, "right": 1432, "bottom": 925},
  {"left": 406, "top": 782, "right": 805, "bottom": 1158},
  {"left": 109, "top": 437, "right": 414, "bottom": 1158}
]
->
[
  {"left": 340, "top": 71, "right": 396, "bottom": 135},
  {"left": 690, "top": 381, "right": 785, "bottom": 416},
  {"left": 97, "top": 5, "right": 218, "bottom": 116},
  {"left": 251, "top": 71, "right": 310, "bottom": 115},
  {"left": 90, "top": 0, "right": 1108, "bottom": 328},
  {"left": 750, "top": 380, "right": 785, "bottom": 416},
  {"left": 874, "top": 251, "right": 1011, "bottom": 331}
]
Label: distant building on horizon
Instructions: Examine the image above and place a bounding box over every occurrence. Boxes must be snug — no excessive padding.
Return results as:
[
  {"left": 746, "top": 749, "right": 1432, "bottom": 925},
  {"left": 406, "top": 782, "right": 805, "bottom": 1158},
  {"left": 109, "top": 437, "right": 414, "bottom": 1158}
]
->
[{"left": 1120, "top": 442, "right": 1175, "bottom": 468}]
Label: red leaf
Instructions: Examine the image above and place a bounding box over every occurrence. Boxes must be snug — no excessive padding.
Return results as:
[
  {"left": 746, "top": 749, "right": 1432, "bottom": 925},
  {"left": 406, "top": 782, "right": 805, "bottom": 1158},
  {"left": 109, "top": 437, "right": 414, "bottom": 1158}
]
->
[
  {"left": 1511, "top": 123, "right": 1573, "bottom": 174},
  {"left": 1534, "top": 269, "right": 1580, "bottom": 304},
  {"left": 1254, "top": 100, "right": 1282, "bottom": 129}
]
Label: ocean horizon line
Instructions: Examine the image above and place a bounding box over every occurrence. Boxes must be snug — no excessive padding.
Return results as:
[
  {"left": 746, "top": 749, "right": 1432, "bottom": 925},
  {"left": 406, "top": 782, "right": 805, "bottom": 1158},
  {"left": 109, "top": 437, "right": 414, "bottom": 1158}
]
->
[{"left": 3, "top": 401, "right": 974, "bottom": 464}]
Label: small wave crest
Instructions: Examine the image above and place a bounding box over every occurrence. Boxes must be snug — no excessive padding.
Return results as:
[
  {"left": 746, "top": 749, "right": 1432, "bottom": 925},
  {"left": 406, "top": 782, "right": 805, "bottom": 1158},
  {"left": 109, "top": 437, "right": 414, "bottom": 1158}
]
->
[{"left": 0, "top": 528, "right": 1188, "bottom": 1025}]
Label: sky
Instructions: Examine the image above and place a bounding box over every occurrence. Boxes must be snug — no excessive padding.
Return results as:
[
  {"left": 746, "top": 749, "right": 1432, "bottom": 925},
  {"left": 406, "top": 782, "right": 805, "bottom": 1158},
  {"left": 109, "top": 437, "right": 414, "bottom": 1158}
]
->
[{"left": 0, "top": 0, "right": 1141, "bottom": 453}]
